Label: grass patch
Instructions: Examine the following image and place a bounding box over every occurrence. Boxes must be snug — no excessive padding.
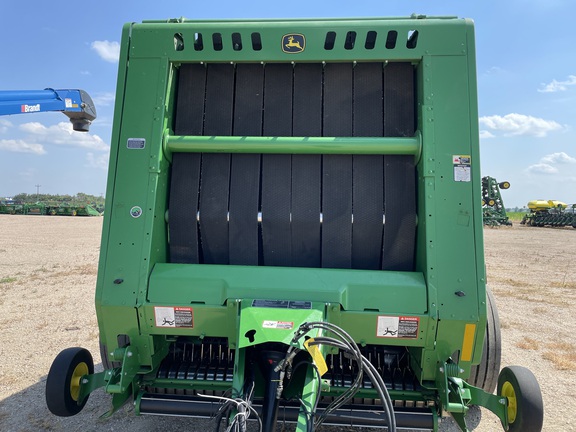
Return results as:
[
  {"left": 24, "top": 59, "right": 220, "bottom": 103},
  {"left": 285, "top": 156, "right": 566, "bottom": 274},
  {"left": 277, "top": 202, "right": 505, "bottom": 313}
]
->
[
  {"left": 50, "top": 264, "right": 98, "bottom": 278},
  {"left": 547, "top": 341, "right": 573, "bottom": 351},
  {"left": 550, "top": 280, "right": 576, "bottom": 290},
  {"left": 543, "top": 342, "right": 576, "bottom": 371},
  {"left": 543, "top": 351, "right": 576, "bottom": 371},
  {"left": 516, "top": 336, "right": 540, "bottom": 350},
  {"left": 0, "top": 277, "right": 16, "bottom": 284},
  {"left": 532, "top": 306, "right": 549, "bottom": 315}
]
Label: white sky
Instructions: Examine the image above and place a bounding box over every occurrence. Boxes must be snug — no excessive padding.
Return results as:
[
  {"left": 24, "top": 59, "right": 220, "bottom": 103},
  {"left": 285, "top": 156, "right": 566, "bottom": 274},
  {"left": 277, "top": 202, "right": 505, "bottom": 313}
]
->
[{"left": 1, "top": 0, "right": 575, "bottom": 207}]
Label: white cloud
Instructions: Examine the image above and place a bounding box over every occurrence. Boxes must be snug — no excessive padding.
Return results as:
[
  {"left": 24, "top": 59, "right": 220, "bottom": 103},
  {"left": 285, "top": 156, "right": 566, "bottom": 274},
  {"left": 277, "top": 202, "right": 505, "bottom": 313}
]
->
[
  {"left": 18, "top": 167, "right": 37, "bottom": 179},
  {"left": 0, "top": 118, "right": 13, "bottom": 133},
  {"left": 527, "top": 163, "right": 558, "bottom": 175},
  {"left": 0, "top": 139, "right": 46, "bottom": 154},
  {"left": 479, "top": 130, "right": 495, "bottom": 139},
  {"left": 538, "top": 75, "right": 576, "bottom": 93},
  {"left": 92, "top": 92, "right": 115, "bottom": 107},
  {"left": 86, "top": 152, "right": 109, "bottom": 170},
  {"left": 479, "top": 113, "right": 563, "bottom": 138},
  {"left": 482, "top": 66, "right": 505, "bottom": 76},
  {"left": 540, "top": 152, "right": 576, "bottom": 165},
  {"left": 91, "top": 40, "right": 120, "bottom": 63},
  {"left": 19, "top": 121, "right": 109, "bottom": 151}
]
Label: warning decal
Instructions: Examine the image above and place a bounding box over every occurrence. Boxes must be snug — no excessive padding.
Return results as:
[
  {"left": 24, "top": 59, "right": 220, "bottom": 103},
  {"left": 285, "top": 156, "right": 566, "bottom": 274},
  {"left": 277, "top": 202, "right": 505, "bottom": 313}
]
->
[
  {"left": 262, "top": 320, "right": 294, "bottom": 330},
  {"left": 154, "top": 306, "right": 194, "bottom": 328},
  {"left": 453, "top": 155, "right": 471, "bottom": 182},
  {"left": 377, "top": 315, "right": 419, "bottom": 339}
]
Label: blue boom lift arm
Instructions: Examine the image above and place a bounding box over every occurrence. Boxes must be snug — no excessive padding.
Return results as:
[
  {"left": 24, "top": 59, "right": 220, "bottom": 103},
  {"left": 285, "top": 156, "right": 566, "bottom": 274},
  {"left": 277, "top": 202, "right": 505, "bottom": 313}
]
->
[{"left": 0, "top": 89, "right": 97, "bottom": 132}]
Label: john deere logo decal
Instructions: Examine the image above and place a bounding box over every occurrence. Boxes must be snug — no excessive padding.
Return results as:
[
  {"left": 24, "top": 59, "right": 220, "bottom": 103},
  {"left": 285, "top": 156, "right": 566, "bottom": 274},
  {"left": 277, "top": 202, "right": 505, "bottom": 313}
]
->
[{"left": 282, "top": 34, "right": 305, "bottom": 53}]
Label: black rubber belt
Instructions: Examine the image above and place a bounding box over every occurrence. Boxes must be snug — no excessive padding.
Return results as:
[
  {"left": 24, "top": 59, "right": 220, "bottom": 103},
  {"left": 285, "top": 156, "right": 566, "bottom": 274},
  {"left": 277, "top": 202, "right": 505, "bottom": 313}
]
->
[
  {"left": 169, "top": 61, "right": 417, "bottom": 271},
  {"left": 322, "top": 63, "right": 353, "bottom": 269},
  {"left": 174, "top": 63, "right": 206, "bottom": 136},
  {"left": 352, "top": 155, "right": 384, "bottom": 270},
  {"left": 168, "top": 153, "right": 201, "bottom": 264},
  {"left": 382, "top": 155, "right": 416, "bottom": 271},
  {"left": 233, "top": 64, "right": 263, "bottom": 136},
  {"left": 323, "top": 63, "right": 353, "bottom": 137},
  {"left": 198, "top": 154, "right": 231, "bottom": 264},
  {"left": 198, "top": 64, "right": 235, "bottom": 264},
  {"left": 262, "top": 155, "right": 291, "bottom": 266},
  {"left": 353, "top": 62, "right": 384, "bottom": 137},
  {"left": 203, "top": 63, "right": 234, "bottom": 136},
  {"left": 261, "top": 64, "right": 293, "bottom": 266},
  {"left": 384, "top": 62, "right": 415, "bottom": 137},
  {"left": 322, "top": 155, "right": 353, "bottom": 269},
  {"left": 293, "top": 63, "right": 322, "bottom": 136},
  {"left": 352, "top": 63, "right": 384, "bottom": 270},
  {"left": 291, "top": 63, "right": 322, "bottom": 267},
  {"left": 381, "top": 62, "right": 416, "bottom": 271},
  {"left": 291, "top": 155, "right": 321, "bottom": 267},
  {"left": 263, "top": 63, "right": 293, "bottom": 136},
  {"left": 228, "top": 64, "right": 263, "bottom": 265},
  {"left": 229, "top": 154, "right": 261, "bottom": 265}
]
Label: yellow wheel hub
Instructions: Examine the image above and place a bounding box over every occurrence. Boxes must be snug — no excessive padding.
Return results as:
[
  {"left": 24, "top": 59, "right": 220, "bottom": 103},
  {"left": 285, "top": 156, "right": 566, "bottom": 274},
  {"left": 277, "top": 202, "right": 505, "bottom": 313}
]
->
[
  {"left": 70, "top": 362, "right": 89, "bottom": 401},
  {"left": 502, "top": 381, "right": 517, "bottom": 424}
]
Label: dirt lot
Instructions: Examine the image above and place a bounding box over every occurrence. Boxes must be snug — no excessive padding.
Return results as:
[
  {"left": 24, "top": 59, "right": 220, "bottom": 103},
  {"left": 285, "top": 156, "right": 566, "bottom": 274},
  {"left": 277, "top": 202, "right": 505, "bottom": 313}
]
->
[{"left": 0, "top": 214, "right": 575, "bottom": 431}]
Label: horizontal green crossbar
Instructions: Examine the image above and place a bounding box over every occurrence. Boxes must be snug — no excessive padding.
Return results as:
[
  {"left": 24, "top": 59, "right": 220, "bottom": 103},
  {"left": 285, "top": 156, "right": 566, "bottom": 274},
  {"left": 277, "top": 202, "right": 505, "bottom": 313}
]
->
[{"left": 164, "top": 133, "right": 421, "bottom": 156}]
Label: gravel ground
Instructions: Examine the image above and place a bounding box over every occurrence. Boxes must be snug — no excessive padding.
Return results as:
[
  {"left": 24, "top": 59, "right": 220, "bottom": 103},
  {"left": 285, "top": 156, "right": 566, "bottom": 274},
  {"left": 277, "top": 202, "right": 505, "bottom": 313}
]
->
[{"left": 0, "top": 215, "right": 575, "bottom": 431}]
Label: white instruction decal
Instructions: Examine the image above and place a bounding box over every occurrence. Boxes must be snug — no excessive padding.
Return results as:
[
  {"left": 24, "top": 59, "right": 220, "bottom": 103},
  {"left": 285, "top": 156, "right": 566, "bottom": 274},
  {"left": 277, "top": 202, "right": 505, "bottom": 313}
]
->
[{"left": 453, "top": 155, "right": 471, "bottom": 182}]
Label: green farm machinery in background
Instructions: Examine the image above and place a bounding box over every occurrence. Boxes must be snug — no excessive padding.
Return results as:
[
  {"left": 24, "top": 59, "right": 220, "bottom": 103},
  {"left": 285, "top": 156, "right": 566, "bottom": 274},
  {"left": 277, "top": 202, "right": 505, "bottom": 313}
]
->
[
  {"left": 521, "top": 200, "right": 576, "bottom": 228},
  {"left": 481, "top": 176, "right": 512, "bottom": 226},
  {"left": 0, "top": 202, "right": 101, "bottom": 216},
  {"left": 46, "top": 15, "right": 544, "bottom": 432}
]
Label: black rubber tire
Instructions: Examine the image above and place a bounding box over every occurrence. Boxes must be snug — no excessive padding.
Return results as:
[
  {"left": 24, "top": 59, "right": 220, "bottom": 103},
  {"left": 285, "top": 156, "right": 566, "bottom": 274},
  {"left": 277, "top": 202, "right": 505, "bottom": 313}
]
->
[
  {"left": 46, "top": 347, "right": 94, "bottom": 417},
  {"left": 497, "top": 366, "right": 543, "bottom": 432},
  {"left": 499, "top": 181, "right": 510, "bottom": 190},
  {"left": 469, "top": 287, "right": 501, "bottom": 393}
]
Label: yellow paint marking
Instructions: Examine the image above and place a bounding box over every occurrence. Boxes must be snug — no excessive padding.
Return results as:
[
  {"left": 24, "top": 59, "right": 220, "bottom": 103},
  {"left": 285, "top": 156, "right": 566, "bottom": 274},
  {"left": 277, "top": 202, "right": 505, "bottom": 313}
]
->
[
  {"left": 304, "top": 338, "right": 328, "bottom": 377},
  {"left": 461, "top": 323, "right": 476, "bottom": 362}
]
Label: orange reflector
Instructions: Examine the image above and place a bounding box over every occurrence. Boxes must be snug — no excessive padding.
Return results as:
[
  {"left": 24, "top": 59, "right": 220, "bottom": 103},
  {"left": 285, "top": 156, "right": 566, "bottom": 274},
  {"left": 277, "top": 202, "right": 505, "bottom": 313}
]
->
[{"left": 461, "top": 323, "right": 476, "bottom": 362}]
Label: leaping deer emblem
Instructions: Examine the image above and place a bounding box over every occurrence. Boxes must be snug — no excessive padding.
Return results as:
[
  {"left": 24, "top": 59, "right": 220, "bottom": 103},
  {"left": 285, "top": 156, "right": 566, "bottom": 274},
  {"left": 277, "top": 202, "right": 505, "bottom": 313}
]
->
[
  {"left": 285, "top": 36, "right": 302, "bottom": 50},
  {"left": 282, "top": 34, "right": 305, "bottom": 53}
]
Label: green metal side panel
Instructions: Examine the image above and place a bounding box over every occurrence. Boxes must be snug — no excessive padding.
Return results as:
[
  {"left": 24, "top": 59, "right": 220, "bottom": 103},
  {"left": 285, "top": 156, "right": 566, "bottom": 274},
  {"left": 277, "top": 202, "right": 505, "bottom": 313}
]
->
[{"left": 414, "top": 21, "right": 486, "bottom": 371}]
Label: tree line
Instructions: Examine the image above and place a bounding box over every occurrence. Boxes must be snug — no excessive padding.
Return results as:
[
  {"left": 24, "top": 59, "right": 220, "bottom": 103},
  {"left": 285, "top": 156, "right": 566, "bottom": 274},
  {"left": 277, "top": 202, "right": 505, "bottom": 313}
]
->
[{"left": 9, "top": 192, "right": 105, "bottom": 207}]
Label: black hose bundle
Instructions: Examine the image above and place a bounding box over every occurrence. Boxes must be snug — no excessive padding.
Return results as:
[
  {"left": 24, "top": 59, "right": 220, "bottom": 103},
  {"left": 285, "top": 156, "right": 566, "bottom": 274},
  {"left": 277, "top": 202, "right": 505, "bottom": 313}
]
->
[{"left": 287, "top": 321, "right": 397, "bottom": 432}]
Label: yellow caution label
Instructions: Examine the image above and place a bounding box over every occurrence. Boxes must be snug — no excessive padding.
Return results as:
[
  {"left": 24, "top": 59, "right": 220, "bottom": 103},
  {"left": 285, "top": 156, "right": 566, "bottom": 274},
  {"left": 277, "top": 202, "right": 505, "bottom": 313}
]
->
[
  {"left": 461, "top": 323, "right": 477, "bottom": 362},
  {"left": 304, "top": 338, "right": 328, "bottom": 377}
]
